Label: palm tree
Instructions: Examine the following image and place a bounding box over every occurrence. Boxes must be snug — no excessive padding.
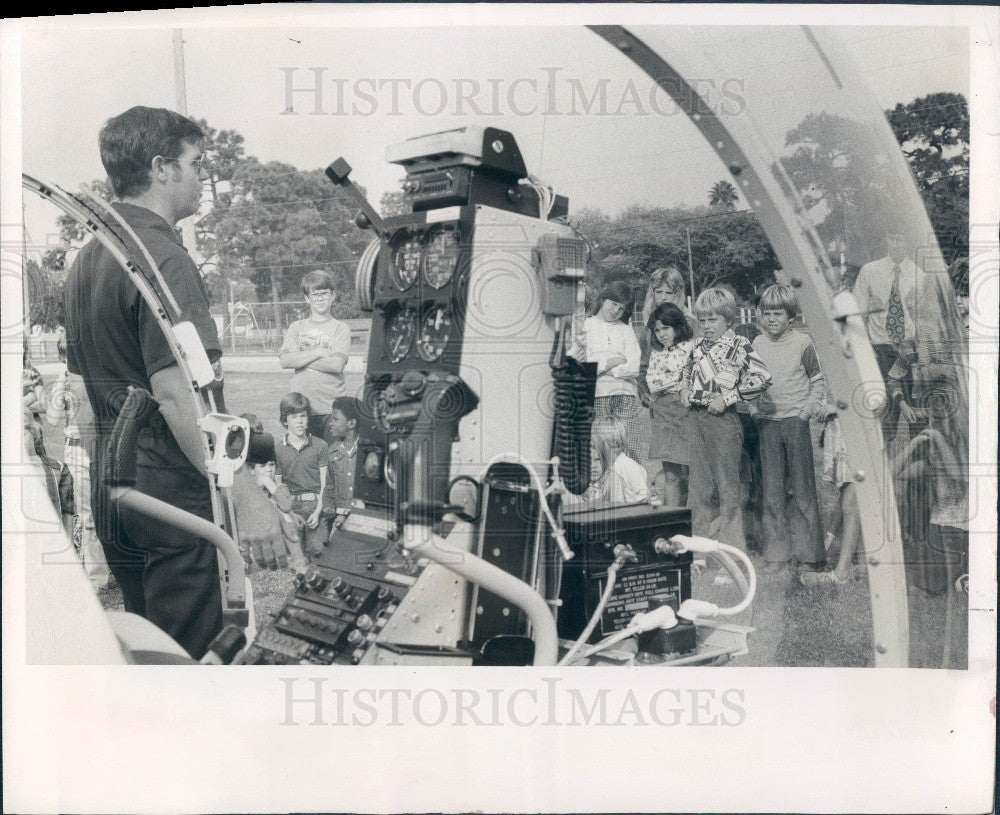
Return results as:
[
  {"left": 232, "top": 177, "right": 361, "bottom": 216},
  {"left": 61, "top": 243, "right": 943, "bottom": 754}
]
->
[{"left": 709, "top": 180, "right": 739, "bottom": 211}]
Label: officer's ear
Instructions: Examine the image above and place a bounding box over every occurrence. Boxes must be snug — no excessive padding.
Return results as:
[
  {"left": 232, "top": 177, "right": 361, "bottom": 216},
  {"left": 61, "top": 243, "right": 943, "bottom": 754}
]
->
[{"left": 151, "top": 155, "right": 174, "bottom": 183}]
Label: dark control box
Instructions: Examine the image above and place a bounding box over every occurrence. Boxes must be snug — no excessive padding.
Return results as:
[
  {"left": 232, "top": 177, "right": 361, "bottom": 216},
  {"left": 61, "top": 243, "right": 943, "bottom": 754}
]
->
[
  {"left": 557, "top": 503, "right": 693, "bottom": 643},
  {"left": 243, "top": 511, "right": 417, "bottom": 665}
]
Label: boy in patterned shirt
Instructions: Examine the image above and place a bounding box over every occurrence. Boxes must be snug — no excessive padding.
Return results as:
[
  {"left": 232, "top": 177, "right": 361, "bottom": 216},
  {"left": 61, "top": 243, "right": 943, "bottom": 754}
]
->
[{"left": 682, "top": 287, "right": 772, "bottom": 552}]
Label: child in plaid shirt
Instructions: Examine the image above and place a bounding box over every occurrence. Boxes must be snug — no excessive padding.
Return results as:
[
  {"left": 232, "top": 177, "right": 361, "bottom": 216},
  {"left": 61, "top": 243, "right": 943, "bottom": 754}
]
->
[{"left": 682, "top": 288, "right": 772, "bottom": 552}]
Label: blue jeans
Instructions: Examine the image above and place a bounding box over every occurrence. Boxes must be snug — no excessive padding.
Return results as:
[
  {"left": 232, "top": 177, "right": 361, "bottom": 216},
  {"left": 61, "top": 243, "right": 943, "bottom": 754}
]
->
[
  {"left": 290, "top": 496, "right": 328, "bottom": 557},
  {"left": 756, "top": 417, "right": 825, "bottom": 565},
  {"left": 687, "top": 408, "right": 745, "bottom": 550}
]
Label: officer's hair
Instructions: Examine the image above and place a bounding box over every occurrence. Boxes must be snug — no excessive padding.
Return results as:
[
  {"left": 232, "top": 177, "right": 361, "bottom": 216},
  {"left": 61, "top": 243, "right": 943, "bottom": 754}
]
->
[
  {"left": 99, "top": 106, "right": 204, "bottom": 199},
  {"left": 694, "top": 287, "right": 738, "bottom": 323},
  {"left": 757, "top": 284, "right": 798, "bottom": 318},
  {"left": 301, "top": 270, "right": 336, "bottom": 296},
  {"left": 279, "top": 392, "right": 312, "bottom": 425}
]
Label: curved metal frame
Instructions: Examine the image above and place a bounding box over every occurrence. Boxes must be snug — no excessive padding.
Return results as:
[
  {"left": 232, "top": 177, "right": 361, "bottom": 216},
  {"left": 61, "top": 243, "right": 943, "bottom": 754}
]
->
[
  {"left": 22, "top": 175, "right": 247, "bottom": 612},
  {"left": 590, "top": 25, "right": 910, "bottom": 665}
]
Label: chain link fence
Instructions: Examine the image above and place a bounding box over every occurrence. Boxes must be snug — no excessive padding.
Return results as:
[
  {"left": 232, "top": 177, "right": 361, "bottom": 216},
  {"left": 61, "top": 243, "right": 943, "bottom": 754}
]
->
[{"left": 214, "top": 302, "right": 371, "bottom": 357}]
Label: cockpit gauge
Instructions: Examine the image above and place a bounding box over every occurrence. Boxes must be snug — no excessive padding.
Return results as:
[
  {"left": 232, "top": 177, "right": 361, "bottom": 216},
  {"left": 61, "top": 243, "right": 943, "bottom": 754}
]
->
[
  {"left": 385, "top": 308, "right": 417, "bottom": 363},
  {"left": 391, "top": 235, "right": 422, "bottom": 291},
  {"left": 362, "top": 449, "right": 382, "bottom": 481},
  {"left": 423, "top": 227, "right": 460, "bottom": 289},
  {"left": 416, "top": 304, "right": 453, "bottom": 362}
]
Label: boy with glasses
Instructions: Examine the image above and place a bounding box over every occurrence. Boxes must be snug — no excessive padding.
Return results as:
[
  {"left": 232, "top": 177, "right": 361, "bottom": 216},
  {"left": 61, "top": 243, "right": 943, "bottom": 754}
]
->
[{"left": 279, "top": 270, "right": 351, "bottom": 437}]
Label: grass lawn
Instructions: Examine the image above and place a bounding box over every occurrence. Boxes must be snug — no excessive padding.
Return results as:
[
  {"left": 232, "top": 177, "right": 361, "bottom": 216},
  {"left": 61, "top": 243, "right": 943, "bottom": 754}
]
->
[{"left": 45, "top": 368, "right": 963, "bottom": 668}]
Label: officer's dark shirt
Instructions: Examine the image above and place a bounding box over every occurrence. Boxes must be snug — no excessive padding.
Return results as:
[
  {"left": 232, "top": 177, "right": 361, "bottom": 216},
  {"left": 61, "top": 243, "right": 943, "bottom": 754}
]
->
[{"left": 64, "top": 202, "right": 221, "bottom": 473}]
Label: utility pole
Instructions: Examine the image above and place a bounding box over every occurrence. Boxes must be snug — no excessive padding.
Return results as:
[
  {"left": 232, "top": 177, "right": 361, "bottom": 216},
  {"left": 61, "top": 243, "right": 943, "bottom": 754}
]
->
[{"left": 173, "top": 29, "right": 199, "bottom": 260}]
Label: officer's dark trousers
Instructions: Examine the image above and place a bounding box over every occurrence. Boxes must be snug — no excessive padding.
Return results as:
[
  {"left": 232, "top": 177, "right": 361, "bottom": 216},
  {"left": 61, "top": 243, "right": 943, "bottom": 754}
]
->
[{"left": 93, "top": 442, "right": 223, "bottom": 660}]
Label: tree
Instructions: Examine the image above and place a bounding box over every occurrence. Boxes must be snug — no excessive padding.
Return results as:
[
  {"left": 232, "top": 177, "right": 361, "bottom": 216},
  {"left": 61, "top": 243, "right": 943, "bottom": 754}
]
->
[
  {"left": 55, "top": 178, "right": 115, "bottom": 246},
  {"left": 778, "top": 95, "right": 970, "bottom": 274},
  {"left": 886, "top": 93, "right": 969, "bottom": 266},
  {"left": 571, "top": 203, "right": 777, "bottom": 304},
  {"left": 25, "top": 248, "right": 69, "bottom": 330},
  {"left": 194, "top": 118, "right": 247, "bottom": 204},
  {"left": 26, "top": 180, "right": 113, "bottom": 330},
  {"left": 693, "top": 211, "right": 778, "bottom": 298},
  {"left": 708, "top": 180, "right": 738, "bottom": 211},
  {"left": 206, "top": 158, "right": 368, "bottom": 328},
  {"left": 379, "top": 190, "right": 411, "bottom": 217},
  {"left": 781, "top": 111, "right": 910, "bottom": 266}
]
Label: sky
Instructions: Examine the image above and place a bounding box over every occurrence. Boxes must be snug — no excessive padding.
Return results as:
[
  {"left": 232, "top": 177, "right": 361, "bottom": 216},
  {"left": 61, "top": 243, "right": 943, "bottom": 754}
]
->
[{"left": 19, "top": 21, "right": 969, "bottom": 255}]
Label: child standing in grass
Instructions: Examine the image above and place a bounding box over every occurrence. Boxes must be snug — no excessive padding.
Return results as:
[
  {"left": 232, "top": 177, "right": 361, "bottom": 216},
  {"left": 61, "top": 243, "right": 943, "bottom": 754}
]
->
[
  {"left": 801, "top": 410, "right": 859, "bottom": 587},
  {"left": 682, "top": 287, "right": 772, "bottom": 552},
  {"left": 643, "top": 301, "right": 696, "bottom": 508},
  {"left": 274, "top": 392, "right": 329, "bottom": 558},
  {"left": 584, "top": 280, "right": 643, "bottom": 463},
  {"left": 752, "top": 284, "right": 827, "bottom": 572},
  {"left": 321, "top": 395, "right": 363, "bottom": 533},
  {"left": 566, "top": 421, "right": 648, "bottom": 507},
  {"left": 279, "top": 270, "right": 351, "bottom": 439}
]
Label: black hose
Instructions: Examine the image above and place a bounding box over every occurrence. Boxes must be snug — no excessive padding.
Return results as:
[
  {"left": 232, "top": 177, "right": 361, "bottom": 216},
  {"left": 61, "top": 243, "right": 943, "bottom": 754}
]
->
[{"left": 550, "top": 346, "right": 597, "bottom": 496}]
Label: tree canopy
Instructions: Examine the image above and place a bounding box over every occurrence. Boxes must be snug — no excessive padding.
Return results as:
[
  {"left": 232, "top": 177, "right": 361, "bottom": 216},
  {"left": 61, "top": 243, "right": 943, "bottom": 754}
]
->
[
  {"left": 709, "top": 180, "right": 739, "bottom": 211},
  {"left": 42, "top": 120, "right": 371, "bottom": 326},
  {"left": 203, "top": 158, "right": 369, "bottom": 321},
  {"left": 887, "top": 92, "right": 969, "bottom": 271},
  {"left": 573, "top": 200, "right": 779, "bottom": 307},
  {"left": 776, "top": 93, "right": 969, "bottom": 287},
  {"left": 31, "top": 92, "right": 969, "bottom": 324}
]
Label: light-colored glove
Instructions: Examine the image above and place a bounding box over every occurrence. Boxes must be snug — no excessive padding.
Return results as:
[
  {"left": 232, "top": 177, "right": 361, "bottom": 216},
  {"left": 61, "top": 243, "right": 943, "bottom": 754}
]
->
[{"left": 231, "top": 470, "right": 290, "bottom": 570}]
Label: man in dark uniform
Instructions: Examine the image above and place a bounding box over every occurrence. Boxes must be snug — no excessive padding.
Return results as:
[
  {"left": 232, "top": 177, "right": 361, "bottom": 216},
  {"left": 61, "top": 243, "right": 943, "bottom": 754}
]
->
[{"left": 64, "top": 106, "right": 284, "bottom": 659}]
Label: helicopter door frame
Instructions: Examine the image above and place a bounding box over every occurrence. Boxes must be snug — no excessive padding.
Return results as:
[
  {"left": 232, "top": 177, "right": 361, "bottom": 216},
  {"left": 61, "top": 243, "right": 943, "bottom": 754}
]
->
[{"left": 589, "top": 24, "right": 909, "bottom": 666}]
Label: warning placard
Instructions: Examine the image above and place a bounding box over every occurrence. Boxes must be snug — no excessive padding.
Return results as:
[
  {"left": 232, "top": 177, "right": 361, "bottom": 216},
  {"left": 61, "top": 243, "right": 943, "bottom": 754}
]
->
[{"left": 591, "top": 564, "right": 683, "bottom": 636}]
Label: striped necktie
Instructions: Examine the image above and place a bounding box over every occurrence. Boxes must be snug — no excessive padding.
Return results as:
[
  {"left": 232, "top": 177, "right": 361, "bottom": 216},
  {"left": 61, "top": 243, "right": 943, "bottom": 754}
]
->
[{"left": 886, "top": 264, "right": 905, "bottom": 345}]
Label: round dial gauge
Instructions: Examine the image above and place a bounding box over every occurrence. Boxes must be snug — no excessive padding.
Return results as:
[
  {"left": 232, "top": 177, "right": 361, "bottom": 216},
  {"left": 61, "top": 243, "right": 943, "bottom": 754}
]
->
[
  {"left": 391, "top": 235, "right": 422, "bottom": 291},
  {"left": 423, "top": 227, "right": 460, "bottom": 289},
  {"left": 363, "top": 450, "right": 381, "bottom": 481},
  {"left": 417, "top": 304, "right": 453, "bottom": 362},
  {"left": 384, "top": 308, "right": 416, "bottom": 363}
]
